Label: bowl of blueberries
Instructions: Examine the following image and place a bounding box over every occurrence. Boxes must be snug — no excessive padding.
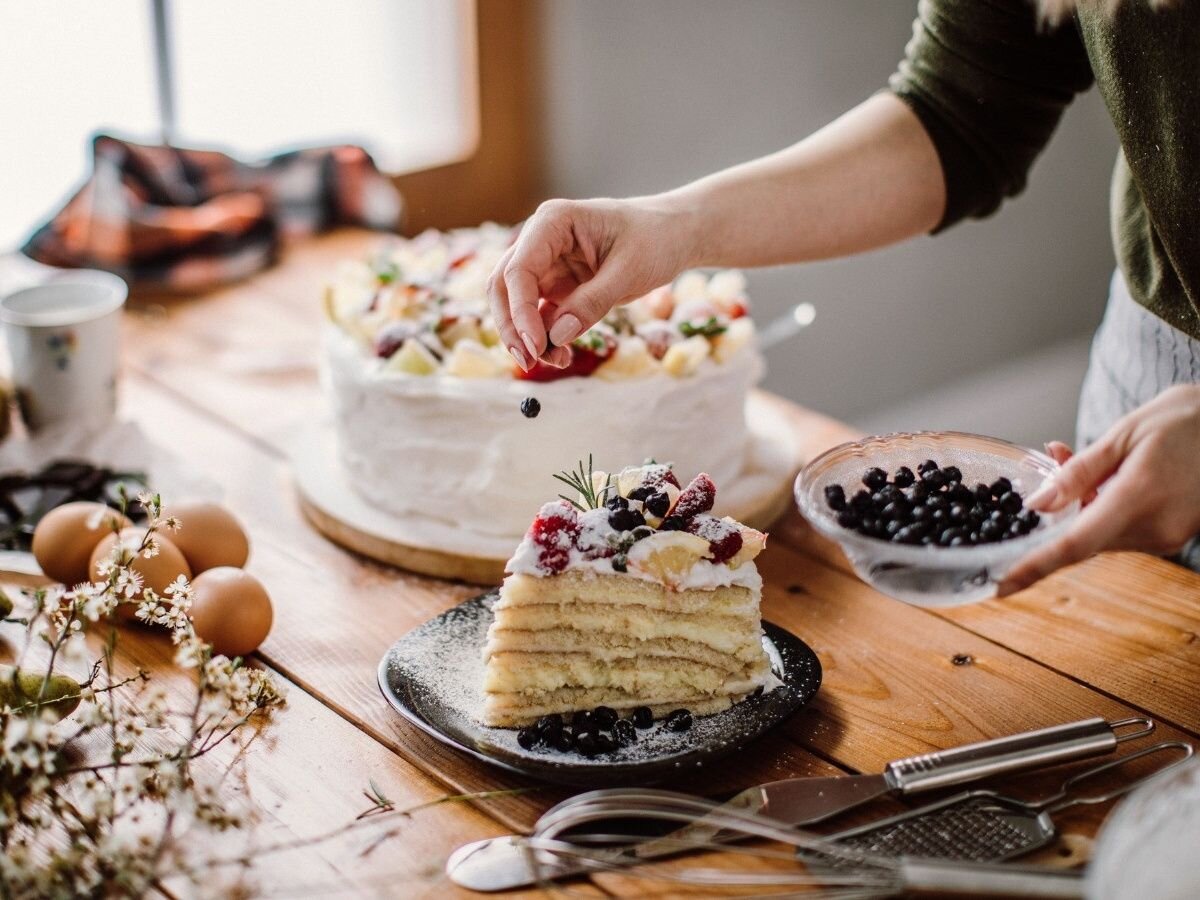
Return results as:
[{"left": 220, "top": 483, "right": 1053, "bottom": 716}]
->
[{"left": 794, "top": 431, "right": 1080, "bottom": 607}]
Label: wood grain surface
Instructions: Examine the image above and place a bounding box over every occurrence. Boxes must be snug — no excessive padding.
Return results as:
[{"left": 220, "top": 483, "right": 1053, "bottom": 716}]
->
[{"left": 20, "top": 230, "right": 1195, "bottom": 896}]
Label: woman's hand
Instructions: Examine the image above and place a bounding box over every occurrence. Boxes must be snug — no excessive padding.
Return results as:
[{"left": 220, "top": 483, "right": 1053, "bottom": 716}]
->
[
  {"left": 998, "top": 385, "right": 1200, "bottom": 595},
  {"left": 487, "top": 197, "right": 695, "bottom": 370}
]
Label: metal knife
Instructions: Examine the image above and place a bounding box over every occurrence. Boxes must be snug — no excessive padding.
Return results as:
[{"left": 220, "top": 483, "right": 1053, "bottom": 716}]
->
[{"left": 446, "top": 715, "right": 1152, "bottom": 892}]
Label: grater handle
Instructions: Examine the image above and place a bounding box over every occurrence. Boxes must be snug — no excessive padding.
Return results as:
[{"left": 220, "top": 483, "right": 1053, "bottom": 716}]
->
[
  {"left": 899, "top": 859, "right": 1084, "bottom": 897},
  {"left": 886, "top": 716, "right": 1145, "bottom": 795}
]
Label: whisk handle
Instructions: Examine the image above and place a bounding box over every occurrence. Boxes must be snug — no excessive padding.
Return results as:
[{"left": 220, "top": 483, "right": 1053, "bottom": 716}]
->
[
  {"left": 886, "top": 716, "right": 1150, "bottom": 794},
  {"left": 899, "top": 859, "right": 1084, "bottom": 897}
]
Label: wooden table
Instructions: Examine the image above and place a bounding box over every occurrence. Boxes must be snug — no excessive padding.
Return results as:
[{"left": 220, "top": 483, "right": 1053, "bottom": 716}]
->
[{"left": 33, "top": 231, "right": 1200, "bottom": 896}]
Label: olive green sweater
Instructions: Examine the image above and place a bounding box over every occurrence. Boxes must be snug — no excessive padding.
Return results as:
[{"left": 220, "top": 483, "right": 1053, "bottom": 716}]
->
[{"left": 889, "top": 0, "right": 1200, "bottom": 339}]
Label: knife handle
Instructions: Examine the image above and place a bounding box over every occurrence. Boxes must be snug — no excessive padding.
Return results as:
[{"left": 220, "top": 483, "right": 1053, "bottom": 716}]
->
[{"left": 885, "top": 716, "right": 1153, "bottom": 794}]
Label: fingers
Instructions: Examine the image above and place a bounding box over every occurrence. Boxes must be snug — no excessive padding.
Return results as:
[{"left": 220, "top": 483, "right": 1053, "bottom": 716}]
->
[
  {"left": 996, "top": 478, "right": 1132, "bottom": 596},
  {"left": 486, "top": 249, "right": 532, "bottom": 372},
  {"left": 1026, "top": 434, "right": 1123, "bottom": 512},
  {"left": 1044, "top": 441, "right": 1073, "bottom": 465},
  {"left": 542, "top": 266, "right": 627, "bottom": 347}
]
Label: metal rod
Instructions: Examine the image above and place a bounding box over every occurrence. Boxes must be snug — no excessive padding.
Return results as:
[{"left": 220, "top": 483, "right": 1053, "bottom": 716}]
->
[{"left": 150, "top": 0, "right": 176, "bottom": 144}]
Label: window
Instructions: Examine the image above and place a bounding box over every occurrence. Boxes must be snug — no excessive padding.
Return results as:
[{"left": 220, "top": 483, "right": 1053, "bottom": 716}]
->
[{"left": 0, "top": 0, "right": 479, "bottom": 248}]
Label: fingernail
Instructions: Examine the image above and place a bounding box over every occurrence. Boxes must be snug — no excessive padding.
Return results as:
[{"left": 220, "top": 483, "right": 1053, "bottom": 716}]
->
[
  {"left": 521, "top": 331, "right": 539, "bottom": 360},
  {"left": 508, "top": 344, "right": 531, "bottom": 371},
  {"left": 1027, "top": 480, "right": 1058, "bottom": 510},
  {"left": 549, "top": 346, "right": 571, "bottom": 368},
  {"left": 548, "top": 314, "right": 582, "bottom": 347}
]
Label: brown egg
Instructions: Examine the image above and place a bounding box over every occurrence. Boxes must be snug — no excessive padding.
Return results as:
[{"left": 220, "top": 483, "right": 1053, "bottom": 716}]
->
[
  {"left": 32, "top": 502, "right": 132, "bottom": 585},
  {"left": 89, "top": 528, "right": 192, "bottom": 601},
  {"left": 168, "top": 501, "right": 250, "bottom": 574},
  {"left": 188, "top": 567, "right": 273, "bottom": 657}
]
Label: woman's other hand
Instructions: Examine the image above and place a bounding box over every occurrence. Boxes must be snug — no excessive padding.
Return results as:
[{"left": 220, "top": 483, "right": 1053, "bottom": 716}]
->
[
  {"left": 487, "top": 197, "right": 695, "bottom": 370},
  {"left": 998, "top": 385, "right": 1200, "bottom": 595}
]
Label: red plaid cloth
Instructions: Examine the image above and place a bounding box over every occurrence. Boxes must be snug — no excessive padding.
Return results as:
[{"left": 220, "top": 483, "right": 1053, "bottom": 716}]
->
[{"left": 22, "top": 134, "right": 402, "bottom": 293}]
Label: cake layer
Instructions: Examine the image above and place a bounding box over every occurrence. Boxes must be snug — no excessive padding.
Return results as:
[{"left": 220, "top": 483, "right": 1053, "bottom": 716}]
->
[
  {"left": 487, "top": 604, "right": 760, "bottom": 658},
  {"left": 325, "top": 326, "right": 762, "bottom": 541},
  {"left": 496, "top": 571, "right": 760, "bottom": 612},
  {"left": 484, "top": 627, "right": 763, "bottom": 671},
  {"left": 483, "top": 687, "right": 757, "bottom": 728},
  {"left": 483, "top": 650, "right": 769, "bottom": 696}
]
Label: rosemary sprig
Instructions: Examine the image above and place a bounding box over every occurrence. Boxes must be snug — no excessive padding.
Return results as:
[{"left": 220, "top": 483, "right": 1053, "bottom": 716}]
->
[{"left": 552, "top": 455, "right": 612, "bottom": 511}]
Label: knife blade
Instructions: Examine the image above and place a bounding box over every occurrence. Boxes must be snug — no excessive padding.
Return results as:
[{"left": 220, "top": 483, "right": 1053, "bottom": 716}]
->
[{"left": 446, "top": 715, "right": 1153, "bottom": 892}]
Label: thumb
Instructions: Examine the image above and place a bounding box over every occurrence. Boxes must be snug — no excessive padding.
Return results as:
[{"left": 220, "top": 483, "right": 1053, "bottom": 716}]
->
[
  {"left": 1027, "top": 434, "right": 1122, "bottom": 512},
  {"left": 543, "top": 266, "right": 630, "bottom": 347}
]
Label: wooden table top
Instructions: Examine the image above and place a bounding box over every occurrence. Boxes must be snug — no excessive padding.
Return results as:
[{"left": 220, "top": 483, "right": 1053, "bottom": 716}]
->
[{"left": 45, "top": 230, "right": 1200, "bottom": 896}]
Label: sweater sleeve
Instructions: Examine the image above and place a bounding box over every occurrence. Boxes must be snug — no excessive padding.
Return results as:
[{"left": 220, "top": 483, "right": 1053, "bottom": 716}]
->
[{"left": 889, "top": 0, "right": 1095, "bottom": 231}]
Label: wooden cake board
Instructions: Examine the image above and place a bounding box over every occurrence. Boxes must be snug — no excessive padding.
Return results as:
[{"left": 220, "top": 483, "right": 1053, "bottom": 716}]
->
[{"left": 293, "top": 395, "right": 807, "bottom": 586}]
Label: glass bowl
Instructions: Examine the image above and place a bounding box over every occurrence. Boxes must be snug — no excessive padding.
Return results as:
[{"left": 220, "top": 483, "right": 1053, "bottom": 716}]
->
[{"left": 794, "top": 431, "right": 1080, "bottom": 607}]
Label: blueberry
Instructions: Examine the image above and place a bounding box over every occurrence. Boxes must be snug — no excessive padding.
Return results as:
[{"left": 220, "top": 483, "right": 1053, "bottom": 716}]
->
[
  {"left": 940, "top": 526, "right": 967, "bottom": 546},
  {"left": 950, "top": 484, "right": 975, "bottom": 505},
  {"left": 535, "top": 715, "right": 563, "bottom": 740},
  {"left": 594, "top": 733, "right": 618, "bottom": 754},
  {"left": 998, "top": 491, "right": 1023, "bottom": 515},
  {"left": 949, "top": 503, "right": 970, "bottom": 522},
  {"left": 974, "top": 483, "right": 994, "bottom": 504},
  {"left": 863, "top": 467, "right": 888, "bottom": 490},
  {"left": 613, "top": 719, "right": 637, "bottom": 746},
  {"left": 553, "top": 731, "right": 574, "bottom": 752},
  {"left": 611, "top": 554, "right": 628, "bottom": 573},
  {"left": 921, "top": 469, "right": 947, "bottom": 490},
  {"left": 850, "top": 489, "right": 873, "bottom": 511},
  {"left": 893, "top": 466, "right": 916, "bottom": 488},
  {"left": 630, "top": 525, "right": 655, "bottom": 542},
  {"left": 1018, "top": 509, "right": 1041, "bottom": 530},
  {"left": 942, "top": 465, "right": 963, "bottom": 484},
  {"left": 658, "top": 516, "right": 686, "bottom": 531},
  {"left": 628, "top": 485, "right": 654, "bottom": 502},
  {"left": 609, "top": 508, "right": 646, "bottom": 532},
  {"left": 645, "top": 491, "right": 671, "bottom": 518},
  {"left": 918, "top": 459, "right": 940, "bottom": 475},
  {"left": 927, "top": 493, "right": 949, "bottom": 510},
  {"left": 517, "top": 727, "right": 538, "bottom": 749},
  {"left": 886, "top": 519, "right": 905, "bottom": 537},
  {"left": 949, "top": 535, "right": 968, "bottom": 547},
  {"left": 895, "top": 524, "right": 923, "bottom": 544},
  {"left": 572, "top": 710, "right": 594, "bottom": 732},
  {"left": 665, "top": 709, "right": 693, "bottom": 732},
  {"left": 575, "top": 732, "right": 599, "bottom": 756},
  {"left": 605, "top": 494, "right": 629, "bottom": 511},
  {"left": 881, "top": 501, "right": 910, "bottom": 522},
  {"left": 990, "top": 477, "right": 1013, "bottom": 498},
  {"left": 519, "top": 397, "right": 541, "bottom": 418},
  {"left": 631, "top": 706, "right": 653, "bottom": 729},
  {"left": 592, "top": 706, "right": 618, "bottom": 729},
  {"left": 836, "top": 510, "right": 859, "bottom": 529},
  {"left": 980, "top": 520, "right": 1002, "bottom": 542},
  {"left": 1007, "top": 520, "right": 1025, "bottom": 537},
  {"left": 824, "top": 484, "right": 848, "bottom": 511},
  {"left": 912, "top": 504, "right": 932, "bottom": 522}
]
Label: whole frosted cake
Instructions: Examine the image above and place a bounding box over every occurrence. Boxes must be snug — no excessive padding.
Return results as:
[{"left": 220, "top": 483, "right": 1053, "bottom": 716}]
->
[
  {"left": 322, "top": 224, "right": 763, "bottom": 553},
  {"left": 483, "top": 461, "right": 772, "bottom": 728}
]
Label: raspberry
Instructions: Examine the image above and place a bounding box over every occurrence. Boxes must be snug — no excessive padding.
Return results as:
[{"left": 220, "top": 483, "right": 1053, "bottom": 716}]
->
[
  {"left": 671, "top": 473, "right": 716, "bottom": 519},
  {"left": 529, "top": 501, "right": 579, "bottom": 549},
  {"left": 537, "top": 547, "right": 570, "bottom": 574},
  {"left": 516, "top": 334, "right": 617, "bottom": 382},
  {"left": 686, "top": 513, "right": 743, "bottom": 563}
]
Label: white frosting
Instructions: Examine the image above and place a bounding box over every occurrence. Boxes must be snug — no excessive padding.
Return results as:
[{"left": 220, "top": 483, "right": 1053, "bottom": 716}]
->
[
  {"left": 324, "top": 325, "right": 764, "bottom": 542},
  {"left": 505, "top": 532, "right": 763, "bottom": 590}
]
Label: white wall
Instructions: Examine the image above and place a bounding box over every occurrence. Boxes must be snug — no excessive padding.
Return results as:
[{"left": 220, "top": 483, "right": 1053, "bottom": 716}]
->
[{"left": 535, "top": 0, "right": 1119, "bottom": 437}]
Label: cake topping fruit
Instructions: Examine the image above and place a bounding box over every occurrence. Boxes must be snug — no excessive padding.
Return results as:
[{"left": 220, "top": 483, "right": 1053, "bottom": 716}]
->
[
  {"left": 631, "top": 706, "right": 654, "bottom": 729},
  {"left": 670, "top": 473, "right": 716, "bottom": 519},
  {"left": 520, "top": 397, "right": 541, "bottom": 418},
  {"left": 665, "top": 709, "right": 694, "bottom": 732},
  {"left": 826, "top": 461, "right": 1040, "bottom": 547}
]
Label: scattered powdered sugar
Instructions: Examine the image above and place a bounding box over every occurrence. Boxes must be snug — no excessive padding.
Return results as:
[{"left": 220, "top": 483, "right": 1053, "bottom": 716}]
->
[
  {"left": 688, "top": 513, "right": 738, "bottom": 542},
  {"left": 379, "top": 592, "right": 820, "bottom": 779}
]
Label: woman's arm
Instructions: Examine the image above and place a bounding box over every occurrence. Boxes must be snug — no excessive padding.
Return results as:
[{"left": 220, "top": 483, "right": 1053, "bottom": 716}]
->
[{"left": 490, "top": 93, "right": 944, "bottom": 368}]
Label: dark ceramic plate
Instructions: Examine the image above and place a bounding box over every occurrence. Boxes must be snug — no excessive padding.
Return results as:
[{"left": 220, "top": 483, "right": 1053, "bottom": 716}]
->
[{"left": 377, "top": 590, "right": 822, "bottom": 787}]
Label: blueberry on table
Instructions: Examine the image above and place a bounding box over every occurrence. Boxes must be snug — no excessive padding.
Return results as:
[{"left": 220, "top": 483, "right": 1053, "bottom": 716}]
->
[
  {"left": 592, "top": 705, "right": 618, "bottom": 729},
  {"left": 517, "top": 727, "right": 538, "bottom": 749},
  {"left": 893, "top": 466, "right": 916, "bottom": 488},
  {"left": 665, "top": 709, "right": 694, "bottom": 732},
  {"left": 863, "top": 467, "right": 889, "bottom": 490},
  {"left": 824, "top": 484, "right": 848, "bottom": 511},
  {"left": 520, "top": 397, "right": 541, "bottom": 418},
  {"left": 631, "top": 706, "right": 654, "bottom": 729}
]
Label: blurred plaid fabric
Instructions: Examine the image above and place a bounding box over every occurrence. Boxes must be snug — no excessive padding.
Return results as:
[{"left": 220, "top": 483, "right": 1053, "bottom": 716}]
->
[{"left": 21, "top": 134, "right": 402, "bottom": 293}]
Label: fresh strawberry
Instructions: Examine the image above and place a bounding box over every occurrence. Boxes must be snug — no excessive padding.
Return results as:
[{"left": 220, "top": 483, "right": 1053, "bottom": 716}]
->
[{"left": 671, "top": 473, "right": 716, "bottom": 519}]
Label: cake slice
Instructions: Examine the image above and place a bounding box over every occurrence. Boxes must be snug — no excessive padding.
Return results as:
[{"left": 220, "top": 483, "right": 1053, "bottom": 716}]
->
[{"left": 482, "top": 460, "right": 772, "bottom": 728}]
